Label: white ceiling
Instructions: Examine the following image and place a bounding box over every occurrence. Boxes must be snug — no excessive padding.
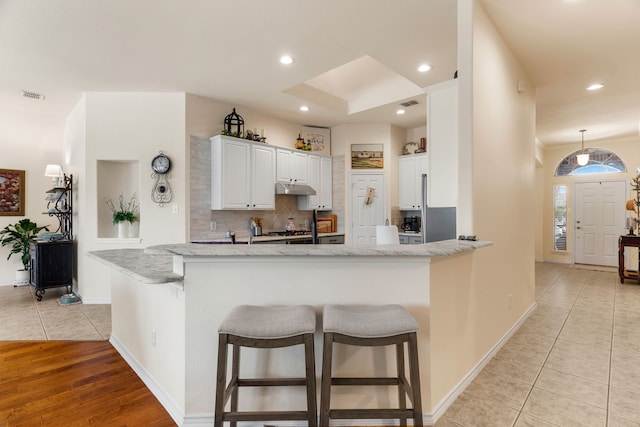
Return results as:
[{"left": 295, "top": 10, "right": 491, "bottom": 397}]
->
[
  {"left": 1, "top": 0, "right": 638, "bottom": 149},
  {"left": 482, "top": 0, "right": 640, "bottom": 147}
]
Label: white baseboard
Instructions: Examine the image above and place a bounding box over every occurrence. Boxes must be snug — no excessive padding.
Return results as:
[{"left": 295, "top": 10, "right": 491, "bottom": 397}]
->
[
  {"left": 80, "top": 297, "right": 112, "bottom": 304},
  {"left": 426, "top": 302, "right": 537, "bottom": 424},
  {"left": 109, "top": 335, "right": 186, "bottom": 426},
  {"left": 0, "top": 280, "right": 29, "bottom": 287}
]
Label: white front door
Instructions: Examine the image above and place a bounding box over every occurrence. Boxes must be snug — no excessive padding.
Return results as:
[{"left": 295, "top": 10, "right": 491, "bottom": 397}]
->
[
  {"left": 350, "top": 173, "right": 386, "bottom": 245},
  {"left": 575, "top": 180, "right": 626, "bottom": 266}
]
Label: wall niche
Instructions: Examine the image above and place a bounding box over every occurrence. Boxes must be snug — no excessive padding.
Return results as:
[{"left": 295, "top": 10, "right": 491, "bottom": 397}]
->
[{"left": 97, "top": 160, "right": 140, "bottom": 239}]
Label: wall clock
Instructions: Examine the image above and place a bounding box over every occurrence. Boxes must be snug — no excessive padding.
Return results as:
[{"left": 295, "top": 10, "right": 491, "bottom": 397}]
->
[
  {"left": 152, "top": 153, "right": 171, "bottom": 174},
  {"left": 151, "top": 151, "right": 173, "bottom": 207}
]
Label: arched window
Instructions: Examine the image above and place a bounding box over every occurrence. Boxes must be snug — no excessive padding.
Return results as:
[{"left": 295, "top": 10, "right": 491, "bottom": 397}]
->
[{"left": 555, "top": 148, "right": 627, "bottom": 176}]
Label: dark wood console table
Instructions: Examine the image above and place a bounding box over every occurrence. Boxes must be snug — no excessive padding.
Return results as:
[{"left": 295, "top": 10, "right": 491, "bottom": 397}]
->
[
  {"left": 29, "top": 240, "right": 73, "bottom": 301},
  {"left": 618, "top": 235, "right": 640, "bottom": 283}
]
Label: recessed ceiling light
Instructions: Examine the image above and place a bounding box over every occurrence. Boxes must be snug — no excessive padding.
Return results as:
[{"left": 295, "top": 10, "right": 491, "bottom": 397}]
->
[
  {"left": 299, "top": 105, "right": 309, "bottom": 112},
  {"left": 396, "top": 109, "right": 406, "bottom": 115},
  {"left": 586, "top": 83, "right": 604, "bottom": 91},
  {"left": 280, "top": 55, "right": 294, "bottom": 65},
  {"left": 418, "top": 64, "right": 432, "bottom": 73}
]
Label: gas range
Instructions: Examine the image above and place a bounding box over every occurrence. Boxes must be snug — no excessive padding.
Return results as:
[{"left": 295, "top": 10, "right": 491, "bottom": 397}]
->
[{"left": 267, "top": 230, "right": 311, "bottom": 237}]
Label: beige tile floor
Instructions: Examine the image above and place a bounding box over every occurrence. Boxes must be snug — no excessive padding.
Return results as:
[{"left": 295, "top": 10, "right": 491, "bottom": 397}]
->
[
  {"left": 2, "top": 264, "right": 640, "bottom": 426},
  {"left": 0, "top": 284, "right": 110, "bottom": 341},
  {"left": 437, "top": 263, "right": 640, "bottom": 427}
]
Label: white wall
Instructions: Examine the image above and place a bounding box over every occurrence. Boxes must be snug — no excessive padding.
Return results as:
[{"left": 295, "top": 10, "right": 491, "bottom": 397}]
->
[
  {"left": 67, "top": 93, "right": 187, "bottom": 302},
  {"left": 471, "top": 0, "right": 537, "bottom": 329},
  {"left": 0, "top": 109, "right": 65, "bottom": 284},
  {"left": 433, "top": 0, "right": 536, "bottom": 407}
]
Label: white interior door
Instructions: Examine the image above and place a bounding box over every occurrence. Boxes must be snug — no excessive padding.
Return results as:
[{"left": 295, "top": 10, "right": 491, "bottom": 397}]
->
[
  {"left": 575, "top": 180, "right": 626, "bottom": 266},
  {"left": 350, "top": 173, "right": 386, "bottom": 245}
]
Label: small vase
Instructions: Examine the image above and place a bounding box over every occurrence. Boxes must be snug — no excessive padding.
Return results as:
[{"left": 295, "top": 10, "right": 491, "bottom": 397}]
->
[
  {"left": 128, "top": 221, "right": 139, "bottom": 238},
  {"left": 117, "top": 222, "right": 128, "bottom": 238}
]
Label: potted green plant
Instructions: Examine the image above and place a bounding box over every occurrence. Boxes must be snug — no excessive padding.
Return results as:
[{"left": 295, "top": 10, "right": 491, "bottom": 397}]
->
[
  {"left": 106, "top": 193, "right": 140, "bottom": 238},
  {"left": 0, "top": 218, "right": 49, "bottom": 282}
]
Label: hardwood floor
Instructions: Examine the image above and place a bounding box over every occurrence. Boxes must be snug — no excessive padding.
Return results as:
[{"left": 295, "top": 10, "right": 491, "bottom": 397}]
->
[{"left": 0, "top": 341, "right": 176, "bottom": 426}]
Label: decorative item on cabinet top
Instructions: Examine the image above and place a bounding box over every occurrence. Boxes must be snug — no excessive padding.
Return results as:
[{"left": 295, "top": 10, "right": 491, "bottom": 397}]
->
[
  {"left": 301, "top": 126, "right": 331, "bottom": 155},
  {"left": 221, "top": 108, "right": 267, "bottom": 143},
  {"left": 222, "top": 107, "right": 244, "bottom": 138},
  {"left": 402, "top": 138, "right": 426, "bottom": 155},
  {"left": 295, "top": 133, "right": 311, "bottom": 151}
]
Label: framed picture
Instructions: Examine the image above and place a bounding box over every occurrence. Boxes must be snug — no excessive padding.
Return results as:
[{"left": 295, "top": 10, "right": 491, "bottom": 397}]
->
[
  {"left": 302, "top": 126, "right": 331, "bottom": 155},
  {"left": 351, "top": 144, "right": 384, "bottom": 169},
  {"left": 0, "top": 169, "right": 26, "bottom": 216}
]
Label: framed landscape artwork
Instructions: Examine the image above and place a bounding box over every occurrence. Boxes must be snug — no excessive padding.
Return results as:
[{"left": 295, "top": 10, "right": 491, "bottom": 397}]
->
[
  {"left": 0, "top": 169, "right": 26, "bottom": 216},
  {"left": 302, "top": 126, "right": 331, "bottom": 155},
  {"left": 351, "top": 144, "right": 384, "bottom": 169}
]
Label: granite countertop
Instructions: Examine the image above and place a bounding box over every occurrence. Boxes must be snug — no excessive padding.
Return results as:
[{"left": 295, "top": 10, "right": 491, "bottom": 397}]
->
[
  {"left": 89, "top": 239, "right": 492, "bottom": 284},
  {"left": 145, "top": 239, "right": 492, "bottom": 257},
  {"left": 87, "top": 248, "right": 182, "bottom": 284}
]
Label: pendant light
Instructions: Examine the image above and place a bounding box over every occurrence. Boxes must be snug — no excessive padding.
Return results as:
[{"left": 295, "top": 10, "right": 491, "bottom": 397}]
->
[{"left": 576, "top": 129, "right": 589, "bottom": 166}]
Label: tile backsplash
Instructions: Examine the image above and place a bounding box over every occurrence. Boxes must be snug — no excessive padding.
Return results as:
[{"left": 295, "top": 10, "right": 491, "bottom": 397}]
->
[{"left": 189, "top": 136, "right": 343, "bottom": 241}]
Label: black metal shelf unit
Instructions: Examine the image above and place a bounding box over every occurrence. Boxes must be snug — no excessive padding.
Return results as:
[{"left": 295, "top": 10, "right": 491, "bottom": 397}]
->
[
  {"left": 30, "top": 174, "right": 73, "bottom": 301},
  {"left": 45, "top": 174, "right": 73, "bottom": 240}
]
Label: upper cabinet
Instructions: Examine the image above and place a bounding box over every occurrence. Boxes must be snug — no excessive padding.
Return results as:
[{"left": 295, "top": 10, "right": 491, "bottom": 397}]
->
[
  {"left": 276, "top": 149, "right": 308, "bottom": 184},
  {"left": 426, "top": 79, "right": 458, "bottom": 207},
  {"left": 211, "top": 135, "right": 276, "bottom": 210},
  {"left": 398, "top": 153, "right": 429, "bottom": 210},
  {"left": 298, "top": 155, "right": 332, "bottom": 211}
]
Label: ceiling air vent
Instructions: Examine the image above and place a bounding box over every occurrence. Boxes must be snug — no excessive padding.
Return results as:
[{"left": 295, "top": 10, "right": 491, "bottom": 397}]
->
[
  {"left": 22, "top": 90, "right": 45, "bottom": 101},
  {"left": 400, "top": 100, "right": 419, "bottom": 107}
]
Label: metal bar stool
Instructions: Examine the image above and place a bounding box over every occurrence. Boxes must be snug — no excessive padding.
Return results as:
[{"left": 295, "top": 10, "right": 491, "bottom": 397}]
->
[
  {"left": 320, "top": 304, "right": 423, "bottom": 426},
  {"left": 214, "top": 305, "right": 317, "bottom": 427}
]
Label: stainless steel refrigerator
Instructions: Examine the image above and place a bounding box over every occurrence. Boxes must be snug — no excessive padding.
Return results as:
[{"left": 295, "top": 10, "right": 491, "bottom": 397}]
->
[{"left": 421, "top": 174, "right": 457, "bottom": 243}]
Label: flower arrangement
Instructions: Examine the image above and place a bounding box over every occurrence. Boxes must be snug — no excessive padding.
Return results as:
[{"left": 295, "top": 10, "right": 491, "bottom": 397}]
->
[{"left": 106, "top": 193, "right": 139, "bottom": 224}]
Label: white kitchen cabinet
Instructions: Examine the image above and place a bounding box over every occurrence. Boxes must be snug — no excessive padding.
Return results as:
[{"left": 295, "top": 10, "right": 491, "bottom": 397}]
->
[
  {"left": 398, "top": 153, "right": 429, "bottom": 210},
  {"left": 276, "top": 149, "right": 308, "bottom": 184},
  {"left": 399, "top": 234, "right": 423, "bottom": 245},
  {"left": 298, "top": 155, "right": 332, "bottom": 211},
  {"left": 211, "top": 135, "right": 276, "bottom": 210},
  {"left": 399, "top": 153, "right": 429, "bottom": 210},
  {"left": 426, "top": 79, "right": 458, "bottom": 207}
]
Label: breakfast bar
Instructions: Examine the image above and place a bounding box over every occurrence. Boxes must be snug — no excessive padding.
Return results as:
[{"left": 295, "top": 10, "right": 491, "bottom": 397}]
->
[{"left": 88, "top": 239, "right": 491, "bottom": 426}]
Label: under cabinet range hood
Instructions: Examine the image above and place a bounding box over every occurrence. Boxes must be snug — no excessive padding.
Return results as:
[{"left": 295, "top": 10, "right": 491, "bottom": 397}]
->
[{"left": 275, "top": 182, "right": 317, "bottom": 196}]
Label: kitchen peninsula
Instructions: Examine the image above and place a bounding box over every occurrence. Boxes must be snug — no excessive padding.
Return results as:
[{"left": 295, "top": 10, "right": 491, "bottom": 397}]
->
[{"left": 89, "top": 239, "right": 492, "bottom": 426}]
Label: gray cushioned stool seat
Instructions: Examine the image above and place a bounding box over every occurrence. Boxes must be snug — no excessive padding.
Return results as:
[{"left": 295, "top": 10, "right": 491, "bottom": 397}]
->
[
  {"left": 215, "top": 304, "right": 318, "bottom": 427},
  {"left": 219, "top": 304, "right": 316, "bottom": 339},
  {"left": 323, "top": 304, "right": 418, "bottom": 338},
  {"left": 320, "top": 304, "right": 423, "bottom": 426}
]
